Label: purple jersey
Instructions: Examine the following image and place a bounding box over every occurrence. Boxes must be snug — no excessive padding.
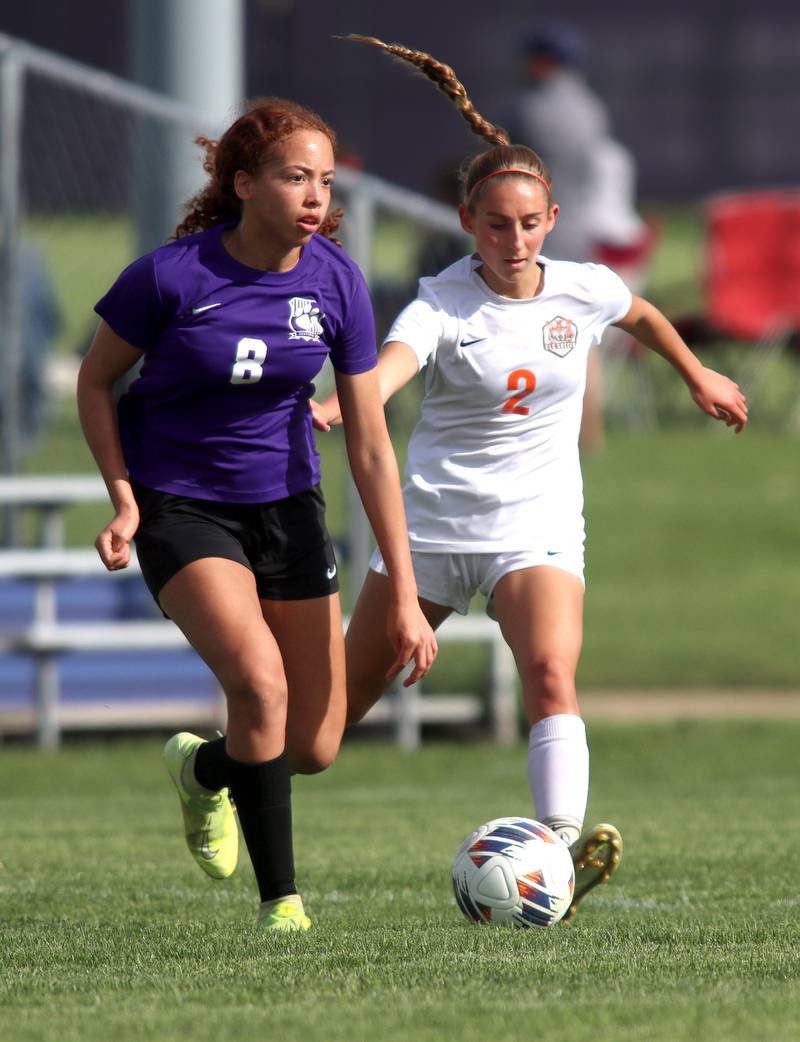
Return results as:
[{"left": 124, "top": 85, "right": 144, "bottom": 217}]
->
[{"left": 95, "top": 224, "right": 377, "bottom": 502}]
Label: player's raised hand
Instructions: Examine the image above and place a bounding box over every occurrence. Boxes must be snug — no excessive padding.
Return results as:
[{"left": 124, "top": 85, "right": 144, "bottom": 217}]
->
[
  {"left": 688, "top": 366, "right": 748, "bottom": 432},
  {"left": 385, "top": 601, "right": 439, "bottom": 687}
]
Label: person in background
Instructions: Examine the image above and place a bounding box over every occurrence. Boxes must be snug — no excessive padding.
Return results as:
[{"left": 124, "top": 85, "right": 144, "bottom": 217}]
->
[
  {"left": 508, "top": 23, "right": 652, "bottom": 451},
  {"left": 314, "top": 36, "right": 747, "bottom": 922},
  {"left": 0, "top": 243, "right": 62, "bottom": 455},
  {"left": 77, "top": 97, "right": 436, "bottom": 933},
  {"left": 508, "top": 23, "right": 606, "bottom": 265}
]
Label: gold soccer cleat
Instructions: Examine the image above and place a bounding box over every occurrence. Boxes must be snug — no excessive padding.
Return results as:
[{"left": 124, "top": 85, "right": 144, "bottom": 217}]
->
[{"left": 563, "top": 822, "right": 623, "bottom": 923}]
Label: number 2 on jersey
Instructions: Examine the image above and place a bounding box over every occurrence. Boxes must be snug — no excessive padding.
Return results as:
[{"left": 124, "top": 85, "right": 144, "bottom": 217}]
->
[
  {"left": 230, "top": 337, "right": 267, "bottom": 384},
  {"left": 502, "top": 368, "right": 537, "bottom": 415}
]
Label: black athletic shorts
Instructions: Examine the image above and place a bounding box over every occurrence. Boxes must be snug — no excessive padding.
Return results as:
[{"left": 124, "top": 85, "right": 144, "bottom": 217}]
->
[{"left": 131, "top": 480, "right": 340, "bottom": 610}]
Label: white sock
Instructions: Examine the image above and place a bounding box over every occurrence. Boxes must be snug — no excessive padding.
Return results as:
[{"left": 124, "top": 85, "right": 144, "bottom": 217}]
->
[{"left": 527, "top": 714, "right": 589, "bottom": 846}]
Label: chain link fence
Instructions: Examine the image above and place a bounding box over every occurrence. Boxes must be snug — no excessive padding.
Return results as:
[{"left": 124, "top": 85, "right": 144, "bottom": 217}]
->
[{"left": 0, "top": 33, "right": 220, "bottom": 481}]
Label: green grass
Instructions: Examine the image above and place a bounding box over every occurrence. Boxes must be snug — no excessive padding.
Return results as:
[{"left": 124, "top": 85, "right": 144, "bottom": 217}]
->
[
  {"left": 1, "top": 725, "right": 799, "bottom": 1041},
  {"left": 642, "top": 202, "right": 705, "bottom": 316},
  {"left": 17, "top": 413, "right": 800, "bottom": 690},
  {"left": 25, "top": 214, "right": 135, "bottom": 355},
  {"left": 324, "top": 426, "right": 800, "bottom": 691},
  {"left": 580, "top": 429, "right": 800, "bottom": 687}
]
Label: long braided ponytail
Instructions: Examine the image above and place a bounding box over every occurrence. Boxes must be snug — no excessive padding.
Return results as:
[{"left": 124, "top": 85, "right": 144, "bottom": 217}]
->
[
  {"left": 341, "top": 35, "right": 551, "bottom": 208},
  {"left": 341, "top": 34, "right": 509, "bottom": 148}
]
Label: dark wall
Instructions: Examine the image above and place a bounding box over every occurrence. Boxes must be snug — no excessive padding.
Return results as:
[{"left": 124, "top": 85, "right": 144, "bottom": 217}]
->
[
  {"left": 3, "top": 0, "right": 799, "bottom": 201},
  {"left": 245, "top": 0, "right": 800, "bottom": 200},
  {"left": 0, "top": 1, "right": 130, "bottom": 77}
]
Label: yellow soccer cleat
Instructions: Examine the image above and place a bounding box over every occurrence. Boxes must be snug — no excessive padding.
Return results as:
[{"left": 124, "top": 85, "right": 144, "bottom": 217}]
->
[
  {"left": 563, "top": 822, "right": 623, "bottom": 923},
  {"left": 163, "top": 731, "right": 238, "bottom": 880},
  {"left": 258, "top": 893, "right": 312, "bottom": 932}
]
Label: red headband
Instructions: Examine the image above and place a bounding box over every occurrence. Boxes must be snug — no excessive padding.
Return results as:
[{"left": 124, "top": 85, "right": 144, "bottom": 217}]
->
[{"left": 469, "top": 168, "right": 551, "bottom": 197}]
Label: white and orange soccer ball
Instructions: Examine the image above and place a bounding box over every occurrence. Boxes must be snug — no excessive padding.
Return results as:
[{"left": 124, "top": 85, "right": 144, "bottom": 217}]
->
[{"left": 452, "top": 817, "right": 574, "bottom": 928}]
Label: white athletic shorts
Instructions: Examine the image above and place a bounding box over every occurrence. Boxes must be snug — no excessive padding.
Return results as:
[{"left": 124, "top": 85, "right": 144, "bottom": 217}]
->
[{"left": 369, "top": 543, "right": 585, "bottom": 617}]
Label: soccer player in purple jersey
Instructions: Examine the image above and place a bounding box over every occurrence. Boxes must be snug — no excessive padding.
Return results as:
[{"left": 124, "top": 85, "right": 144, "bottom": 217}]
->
[{"left": 77, "top": 98, "right": 437, "bottom": 932}]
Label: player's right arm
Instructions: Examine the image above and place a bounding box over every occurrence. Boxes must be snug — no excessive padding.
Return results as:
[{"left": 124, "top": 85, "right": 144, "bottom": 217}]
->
[
  {"left": 310, "top": 340, "right": 419, "bottom": 431},
  {"left": 76, "top": 320, "right": 144, "bottom": 570}
]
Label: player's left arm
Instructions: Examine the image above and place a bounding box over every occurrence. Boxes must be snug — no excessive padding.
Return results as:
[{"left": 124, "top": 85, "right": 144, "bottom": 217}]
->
[
  {"left": 335, "top": 367, "right": 438, "bottom": 685},
  {"left": 614, "top": 295, "right": 748, "bottom": 432}
]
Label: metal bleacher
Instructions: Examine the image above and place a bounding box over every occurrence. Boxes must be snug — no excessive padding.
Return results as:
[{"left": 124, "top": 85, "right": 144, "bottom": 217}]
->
[
  {"left": 0, "top": 546, "right": 225, "bottom": 746},
  {"left": 0, "top": 477, "right": 227, "bottom": 746}
]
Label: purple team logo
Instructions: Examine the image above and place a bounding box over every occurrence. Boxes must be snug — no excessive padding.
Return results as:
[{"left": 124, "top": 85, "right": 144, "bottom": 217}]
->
[
  {"left": 288, "top": 297, "right": 324, "bottom": 342},
  {"left": 543, "top": 316, "right": 578, "bottom": 358}
]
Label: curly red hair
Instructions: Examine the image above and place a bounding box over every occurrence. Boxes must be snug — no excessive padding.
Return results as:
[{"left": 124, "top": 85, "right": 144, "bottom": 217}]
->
[{"left": 173, "top": 98, "right": 343, "bottom": 242}]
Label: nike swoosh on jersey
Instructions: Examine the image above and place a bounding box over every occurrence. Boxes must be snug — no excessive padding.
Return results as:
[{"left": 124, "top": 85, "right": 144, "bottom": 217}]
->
[
  {"left": 546, "top": 551, "right": 562, "bottom": 556},
  {"left": 459, "top": 336, "right": 486, "bottom": 347},
  {"left": 192, "top": 302, "right": 223, "bottom": 314},
  {"left": 326, "top": 564, "right": 337, "bottom": 580}
]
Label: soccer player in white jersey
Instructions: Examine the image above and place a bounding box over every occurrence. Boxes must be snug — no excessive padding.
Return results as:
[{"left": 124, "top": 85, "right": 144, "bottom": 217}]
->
[{"left": 314, "top": 38, "right": 748, "bottom": 921}]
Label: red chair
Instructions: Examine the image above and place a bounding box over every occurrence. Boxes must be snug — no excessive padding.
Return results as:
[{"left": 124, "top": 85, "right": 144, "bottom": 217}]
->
[
  {"left": 674, "top": 190, "right": 800, "bottom": 410},
  {"left": 706, "top": 190, "right": 800, "bottom": 339}
]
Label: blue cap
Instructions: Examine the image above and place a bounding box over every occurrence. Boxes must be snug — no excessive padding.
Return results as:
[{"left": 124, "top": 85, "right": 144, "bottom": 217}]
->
[{"left": 524, "top": 23, "right": 587, "bottom": 67}]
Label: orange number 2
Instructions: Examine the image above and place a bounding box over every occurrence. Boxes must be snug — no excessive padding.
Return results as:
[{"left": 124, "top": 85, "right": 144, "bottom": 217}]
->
[{"left": 502, "top": 368, "right": 537, "bottom": 415}]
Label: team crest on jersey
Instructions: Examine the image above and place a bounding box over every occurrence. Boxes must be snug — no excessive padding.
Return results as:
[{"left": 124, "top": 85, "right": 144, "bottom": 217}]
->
[
  {"left": 543, "top": 316, "right": 578, "bottom": 357},
  {"left": 288, "top": 297, "right": 324, "bottom": 341}
]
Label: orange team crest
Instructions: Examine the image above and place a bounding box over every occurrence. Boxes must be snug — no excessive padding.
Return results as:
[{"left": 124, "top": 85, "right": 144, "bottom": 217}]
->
[{"left": 543, "top": 316, "right": 578, "bottom": 357}]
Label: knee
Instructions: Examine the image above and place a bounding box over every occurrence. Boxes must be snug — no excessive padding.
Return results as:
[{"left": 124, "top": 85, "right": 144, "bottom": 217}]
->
[
  {"left": 345, "top": 696, "right": 369, "bottom": 727},
  {"left": 289, "top": 734, "right": 341, "bottom": 775},
  {"left": 345, "top": 672, "right": 388, "bottom": 727},
  {"left": 225, "top": 669, "right": 288, "bottom": 730},
  {"left": 522, "top": 655, "right": 578, "bottom": 716}
]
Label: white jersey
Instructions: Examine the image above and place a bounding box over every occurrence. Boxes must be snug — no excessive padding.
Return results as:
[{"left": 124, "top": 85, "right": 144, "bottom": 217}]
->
[{"left": 385, "top": 254, "right": 631, "bottom": 552}]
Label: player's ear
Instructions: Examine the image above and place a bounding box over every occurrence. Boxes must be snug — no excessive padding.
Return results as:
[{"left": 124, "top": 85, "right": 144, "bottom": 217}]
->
[
  {"left": 233, "top": 169, "right": 253, "bottom": 202},
  {"left": 546, "top": 203, "right": 559, "bottom": 233},
  {"left": 458, "top": 204, "right": 474, "bottom": 235}
]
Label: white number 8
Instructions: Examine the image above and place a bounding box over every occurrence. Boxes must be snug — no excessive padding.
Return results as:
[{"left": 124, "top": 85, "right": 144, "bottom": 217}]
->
[{"left": 230, "top": 337, "right": 267, "bottom": 384}]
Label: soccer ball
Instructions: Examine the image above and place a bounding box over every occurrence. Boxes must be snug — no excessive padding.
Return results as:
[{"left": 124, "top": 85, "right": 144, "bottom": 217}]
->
[{"left": 452, "top": 817, "right": 574, "bottom": 928}]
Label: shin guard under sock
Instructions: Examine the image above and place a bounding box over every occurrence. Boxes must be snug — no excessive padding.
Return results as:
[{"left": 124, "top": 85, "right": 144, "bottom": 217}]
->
[{"left": 227, "top": 751, "right": 296, "bottom": 902}]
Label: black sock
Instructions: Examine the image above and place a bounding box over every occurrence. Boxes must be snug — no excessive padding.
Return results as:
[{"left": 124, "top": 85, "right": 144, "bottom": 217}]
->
[
  {"left": 193, "top": 736, "right": 231, "bottom": 792},
  {"left": 226, "top": 751, "right": 296, "bottom": 903}
]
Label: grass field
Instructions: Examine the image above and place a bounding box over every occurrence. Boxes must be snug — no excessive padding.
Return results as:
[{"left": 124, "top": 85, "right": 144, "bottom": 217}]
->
[
  {"left": 5, "top": 193, "right": 798, "bottom": 1039},
  {"left": 23, "top": 406, "right": 799, "bottom": 691},
  {"left": 26, "top": 215, "right": 134, "bottom": 356},
  {"left": 2, "top": 723, "right": 799, "bottom": 1042}
]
